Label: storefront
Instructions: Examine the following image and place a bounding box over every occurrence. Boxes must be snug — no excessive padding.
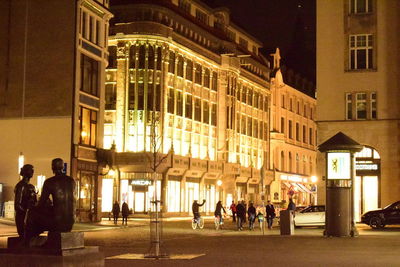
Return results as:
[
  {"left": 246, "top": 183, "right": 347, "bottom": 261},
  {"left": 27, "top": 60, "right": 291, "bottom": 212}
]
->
[
  {"left": 76, "top": 160, "right": 98, "bottom": 222},
  {"left": 167, "top": 175, "right": 181, "bottom": 212},
  {"left": 203, "top": 179, "right": 216, "bottom": 213},
  {"left": 278, "top": 173, "right": 317, "bottom": 207},
  {"left": 185, "top": 177, "right": 200, "bottom": 213},
  {"left": 354, "top": 147, "right": 380, "bottom": 222}
]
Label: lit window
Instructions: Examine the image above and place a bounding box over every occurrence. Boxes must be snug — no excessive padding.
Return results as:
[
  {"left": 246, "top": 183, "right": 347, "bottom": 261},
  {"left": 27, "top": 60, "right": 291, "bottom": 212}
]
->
[
  {"left": 105, "top": 84, "right": 116, "bottom": 110},
  {"left": 346, "top": 92, "right": 377, "bottom": 120},
  {"left": 79, "top": 107, "right": 97, "bottom": 147},
  {"left": 185, "top": 94, "right": 192, "bottom": 119},
  {"left": 350, "top": 0, "right": 372, "bottom": 14},
  {"left": 349, "top": 34, "right": 373, "bottom": 70}
]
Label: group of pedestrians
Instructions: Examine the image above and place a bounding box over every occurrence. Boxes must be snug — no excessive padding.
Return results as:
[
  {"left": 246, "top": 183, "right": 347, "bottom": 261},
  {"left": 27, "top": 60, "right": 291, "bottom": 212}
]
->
[
  {"left": 229, "top": 200, "right": 277, "bottom": 231},
  {"left": 112, "top": 201, "right": 130, "bottom": 225}
]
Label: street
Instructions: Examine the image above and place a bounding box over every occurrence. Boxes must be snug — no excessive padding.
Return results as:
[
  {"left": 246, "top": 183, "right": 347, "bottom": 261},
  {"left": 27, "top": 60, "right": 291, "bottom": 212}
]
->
[{"left": 1, "top": 217, "right": 399, "bottom": 266}]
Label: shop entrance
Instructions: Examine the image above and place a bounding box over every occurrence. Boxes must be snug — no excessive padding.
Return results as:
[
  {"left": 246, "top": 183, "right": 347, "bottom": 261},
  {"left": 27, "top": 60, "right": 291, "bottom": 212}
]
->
[
  {"left": 134, "top": 191, "right": 145, "bottom": 213},
  {"left": 354, "top": 146, "right": 380, "bottom": 222}
]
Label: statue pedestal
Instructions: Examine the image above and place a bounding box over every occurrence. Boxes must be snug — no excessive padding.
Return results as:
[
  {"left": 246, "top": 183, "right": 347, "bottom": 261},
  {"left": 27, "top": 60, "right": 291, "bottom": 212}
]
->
[{"left": 0, "top": 232, "right": 103, "bottom": 266}]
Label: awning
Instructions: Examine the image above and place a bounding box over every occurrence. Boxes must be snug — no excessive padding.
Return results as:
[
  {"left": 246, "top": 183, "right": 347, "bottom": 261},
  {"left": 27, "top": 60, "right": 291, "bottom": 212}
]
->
[{"left": 296, "top": 183, "right": 314, "bottom": 194}]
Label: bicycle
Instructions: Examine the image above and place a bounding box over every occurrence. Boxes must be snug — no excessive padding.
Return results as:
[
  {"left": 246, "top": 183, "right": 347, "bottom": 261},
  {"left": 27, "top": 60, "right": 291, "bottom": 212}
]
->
[
  {"left": 214, "top": 214, "right": 224, "bottom": 230},
  {"left": 192, "top": 216, "right": 204, "bottom": 229}
]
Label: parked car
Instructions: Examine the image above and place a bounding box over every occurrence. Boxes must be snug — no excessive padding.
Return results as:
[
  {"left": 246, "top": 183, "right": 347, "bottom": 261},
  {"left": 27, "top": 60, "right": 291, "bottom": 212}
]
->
[
  {"left": 361, "top": 201, "right": 400, "bottom": 229},
  {"left": 294, "top": 205, "right": 325, "bottom": 227}
]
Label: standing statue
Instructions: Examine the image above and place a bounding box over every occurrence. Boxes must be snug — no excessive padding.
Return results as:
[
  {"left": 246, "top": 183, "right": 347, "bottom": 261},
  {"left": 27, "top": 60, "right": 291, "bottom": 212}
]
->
[
  {"left": 14, "top": 164, "right": 37, "bottom": 237},
  {"left": 25, "top": 158, "right": 76, "bottom": 244}
]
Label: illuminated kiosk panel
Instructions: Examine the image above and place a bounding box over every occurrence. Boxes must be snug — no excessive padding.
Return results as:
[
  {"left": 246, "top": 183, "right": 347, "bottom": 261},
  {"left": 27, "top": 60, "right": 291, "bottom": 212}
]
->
[{"left": 327, "top": 152, "right": 351, "bottom": 179}]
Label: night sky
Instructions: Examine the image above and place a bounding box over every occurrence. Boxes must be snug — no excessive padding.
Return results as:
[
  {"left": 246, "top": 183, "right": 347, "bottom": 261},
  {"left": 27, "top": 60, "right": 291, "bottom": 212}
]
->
[{"left": 202, "top": 0, "right": 316, "bottom": 83}]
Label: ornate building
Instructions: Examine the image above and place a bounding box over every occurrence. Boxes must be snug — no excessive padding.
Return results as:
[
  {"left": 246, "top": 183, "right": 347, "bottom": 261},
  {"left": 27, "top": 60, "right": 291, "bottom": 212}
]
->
[
  {"left": 100, "top": 0, "right": 317, "bottom": 215},
  {"left": 0, "top": 0, "right": 112, "bottom": 221},
  {"left": 317, "top": 0, "right": 400, "bottom": 221},
  {"left": 102, "top": 0, "right": 272, "bottom": 215}
]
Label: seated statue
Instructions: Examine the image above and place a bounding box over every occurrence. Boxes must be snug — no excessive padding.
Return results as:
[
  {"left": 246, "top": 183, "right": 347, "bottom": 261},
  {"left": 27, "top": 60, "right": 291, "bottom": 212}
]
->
[
  {"left": 14, "top": 164, "right": 37, "bottom": 237},
  {"left": 25, "top": 158, "right": 76, "bottom": 245}
]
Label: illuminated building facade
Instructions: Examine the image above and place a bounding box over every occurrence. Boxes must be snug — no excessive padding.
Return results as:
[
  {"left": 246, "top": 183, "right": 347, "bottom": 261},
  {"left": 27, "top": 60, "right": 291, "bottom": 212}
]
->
[
  {"left": 0, "top": 0, "right": 112, "bottom": 221},
  {"left": 269, "top": 49, "right": 318, "bottom": 208},
  {"left": 102, "top": 0, "right": 272, "bottom": 215},
  {"left": 317, "top": 0, "right": 400, "bottom": 220}
]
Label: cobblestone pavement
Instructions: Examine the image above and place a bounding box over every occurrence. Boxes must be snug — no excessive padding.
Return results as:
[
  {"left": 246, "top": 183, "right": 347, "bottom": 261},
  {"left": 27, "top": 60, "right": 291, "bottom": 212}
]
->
[{"left": 1, "top": 218, "right": 399, "bottom": 267}]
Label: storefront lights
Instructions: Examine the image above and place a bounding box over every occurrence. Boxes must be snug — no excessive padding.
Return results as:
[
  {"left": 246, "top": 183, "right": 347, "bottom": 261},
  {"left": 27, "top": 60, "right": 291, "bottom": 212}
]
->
[
  {"left": 108, "top": 169, "right": 115, "bottom": 176},
  {"left": 311, "top": 176, "right": 318, "bottom": 183},
  {"left": 217, "top": 180, "right": 222, "bottom": 186},
  {"left": 18, "top": 152, "right": 24, "bottom": 175}
]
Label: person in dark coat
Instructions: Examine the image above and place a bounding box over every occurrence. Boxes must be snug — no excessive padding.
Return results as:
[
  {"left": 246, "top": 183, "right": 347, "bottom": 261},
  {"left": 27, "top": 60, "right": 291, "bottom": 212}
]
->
[
  {"left": 121, "top": 202, "right": 129, "bottom": 225},
  {"left": 266, "top": 200, "right": 276, "bottom": 229},
  {"left": 287, "top": 198, "right": 296, "bottom": 212},
  {"left": 214, "top": 201, "right": 226, "bottom": 225},
  {"left": 236, "top": 201, "right": 246, "bottom": 231},
  {"left": 247, "top": 202, "right": 256, "bottom": 230},
  {"left": 230, "top": 201, "right": 237, "bottom": 222},
  {"left": 112, "top": 201, "right": 120, "bottom": 224}
]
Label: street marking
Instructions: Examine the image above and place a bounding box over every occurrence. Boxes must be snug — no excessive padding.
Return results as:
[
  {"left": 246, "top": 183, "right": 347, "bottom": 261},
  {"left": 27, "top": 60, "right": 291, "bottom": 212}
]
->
[{"left": 106, "top": 253, "right": 205, "bottom": 260}]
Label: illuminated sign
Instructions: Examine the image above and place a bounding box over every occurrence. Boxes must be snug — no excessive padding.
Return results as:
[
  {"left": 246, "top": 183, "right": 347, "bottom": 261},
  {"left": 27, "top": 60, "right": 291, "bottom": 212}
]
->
[
  {"left": 280, "top": 175, "right": 303, "bottom": 182},
  {"left": 131, "top": 180, "right": 152, "bottom": 186},
  {"left": 327, "top": 152, "right": 351, "bottom": 179},
  {"left": 356, "top": 164, "right": 378, "bottom": 170}
]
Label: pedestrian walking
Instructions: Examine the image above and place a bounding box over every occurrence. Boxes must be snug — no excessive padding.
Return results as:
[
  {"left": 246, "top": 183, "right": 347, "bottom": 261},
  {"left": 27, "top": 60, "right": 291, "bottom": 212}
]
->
[
  {"left": 265, "top": 200, "right": 276, "bottom": 229},
  {"left": 112, "top": 201, "right": 120, "bottom": 224},
  {"left": 230, "top": 201, "right": 237, "bottom": 222},
  {"left": 236, "top": 200, "right": 246, "bottom": 231},
  {"left": 247, "top": 202, "right": 256, "bottom": 230},
  {"left": 121, "top": 201, "right": 129, "bottom": 225}
]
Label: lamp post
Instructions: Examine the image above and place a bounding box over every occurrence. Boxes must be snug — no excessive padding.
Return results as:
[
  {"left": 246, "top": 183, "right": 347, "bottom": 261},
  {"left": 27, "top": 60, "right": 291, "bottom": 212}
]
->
[{"left": 318, "top": 132, "right": 363, "bottom": 237}]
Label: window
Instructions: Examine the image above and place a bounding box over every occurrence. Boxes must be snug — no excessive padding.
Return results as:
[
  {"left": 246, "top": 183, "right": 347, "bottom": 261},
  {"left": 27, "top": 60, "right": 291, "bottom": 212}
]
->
[
  {"left": 239, "top": 37, "right": 248, "bottom": 50},
  {"left": 82, "top": 12, "right": 87, "bottom": 38},
  {"left": 280, "top": 151, "right": 285, "bottom": 171},
  {"left": 226, "top": 30, "right": 236, "bottom": 42},
  {"left": 295, "top": 123, "right": 300, "bottom": 141},
  {"left": 211, "top": 71, "right": 218, "bottom": 91},
  {"left": 105, "top": 84, "right": 116, "bottom": 110},
  {"left": 168, "top": 89, "right": 175, "bottom": 114},
  {"left": 148, "top": 46, "right": 155, "bottom": 69},
  {"left": 303, "top": 125, "right": 307, "bottom": 143},
  {"left": 177, "top": 56, "right": 184, "bottom": 77},
  {"left": 169, "top": 52, "right": 175, "bottom": 73},
  {"left": 211, "top": 103, "right": 217, "bottom": 126},
  {"left": 288, "top": 120, "right": 293, "bottom": 139},
  {"left": 138, "top": 45, "right": 146, "bottom": 69},
  {"left": 350, "top": 0, "right": 372, "bottom": 14},
  {"left": 288, "top": 152, "right": 292, "bottom": 172},
  {"left": 80, "top": 54, "right": 99, "bottom": 96},
  {"left": 195, "top": 64, "right": 202, "bottom": 84},
  {"left": 204, "top": 69, "right": 210, "bottom": 88},
  {"left": 185, "top": 94, "right": 192, "bottom": 119},
  {"left": 186, "top": 60, "right": 193, "bottom": 81},
  {"left": 178, "top": 0, "right": 191, "bottom": 13},
  {"left": 371, "top": 92, "right": 377, "bottom": 119},
  {"left": 107, "top": 46, "right": 117, "bottom": 69},
  {"left": 350, "top": 34, "right": 373, "bottom": 70},
  {"left": 356, "top": 92, "right": 367, "bottom": 119},
  {"left": 289, "top": 98, "right": 293, "bottom": 111},
  {"left": 177, "top": 91, "right": 183, "bottom": 116},
  {"left": 156, "top": 47, "right": 162, "bottom": 70},
  {"left": 304, "top": 104, "right": 307, "bottom": 118},
  {"left": 346, "top": 93, "right": 353, "bottom": 119},
  {"left": 203, "top": 101, "right": 209, "bottom": 124},
  {"left": 194, "top": 98, "right": 201, "bottom": 121},
  {"left": 281, "top": 94, "right": 285, "bottom": 108},
  {"left": 137, "top": 83, "right": 144, "bottom": 110},
  {"left": 79, "top": 107, "right": 97, "bottom": 147},
  {"left": 195, "top": 9, "right": 208, "bottom": 24},
  {"left": 128, "top": 82, "right": 135, "bottom": 109},
  {"left": 309, "top": 128, "right": 313, "bottom": 145},
  {"left": 280, "top": 117, "right": 285, "bottom": 134},
  {"left": 346, "top": 92, "right": 376, "bottom": 120}
]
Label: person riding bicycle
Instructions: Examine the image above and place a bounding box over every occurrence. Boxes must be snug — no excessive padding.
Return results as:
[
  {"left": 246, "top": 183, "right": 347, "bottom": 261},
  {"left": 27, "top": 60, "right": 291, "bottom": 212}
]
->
[
  {"left": 192, "top": 199, "right": 206, "bottom": 220},
  {"left": 247, "top": 202, "right": 256, "bottom": 230},
  {"left": 214, "top": 200, "right": 226, "bottom": 224}
]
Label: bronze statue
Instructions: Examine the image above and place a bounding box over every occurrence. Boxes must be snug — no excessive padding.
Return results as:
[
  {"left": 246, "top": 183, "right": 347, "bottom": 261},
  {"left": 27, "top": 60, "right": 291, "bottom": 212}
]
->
[
  {"left": 25, "top": 158, "right": 76, "bottom": 244},
  {"left": 14, "top": 164, "right": 37, "bottom": 237}
]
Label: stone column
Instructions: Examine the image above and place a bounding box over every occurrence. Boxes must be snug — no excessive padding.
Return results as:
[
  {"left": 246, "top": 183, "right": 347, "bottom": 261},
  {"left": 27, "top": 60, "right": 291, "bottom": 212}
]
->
[{"left": 115, "top": 41, "right": 128, "bottom": 152}]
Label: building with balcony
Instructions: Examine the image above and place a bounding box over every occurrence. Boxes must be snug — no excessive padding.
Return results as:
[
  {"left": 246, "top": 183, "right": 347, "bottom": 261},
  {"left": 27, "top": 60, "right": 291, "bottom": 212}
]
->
[
  {"left": 317, "top": 0, "right": 400, "bottom": 221},
  {"left": 0, "top": 0, "right": 112, "bottom": 221}
]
